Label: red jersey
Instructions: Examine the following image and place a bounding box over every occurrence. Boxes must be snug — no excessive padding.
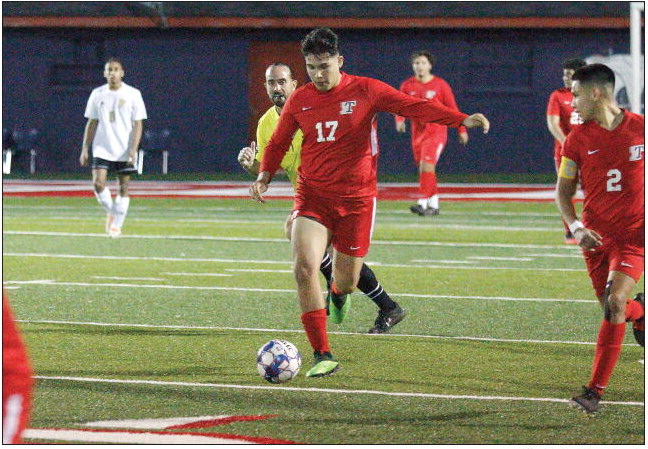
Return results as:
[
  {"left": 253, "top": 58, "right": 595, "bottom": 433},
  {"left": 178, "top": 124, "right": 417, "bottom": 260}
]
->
[
  {"left": 562, "top": 111, "right": 644, "bottom": 238},
  {"left": 261, "top": 73, "right": 467, "bottom": 198},
  {"left": 547, "top": 87, "right": 582, "bottom": 155},
  {"left": 395, "top": 76, "right": 466, "bottom": 151}
]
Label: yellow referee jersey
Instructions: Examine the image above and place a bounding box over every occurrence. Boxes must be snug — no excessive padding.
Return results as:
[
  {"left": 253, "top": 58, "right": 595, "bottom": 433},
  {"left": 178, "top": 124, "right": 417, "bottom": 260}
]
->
[{"left": 255, "top": 105, "right": 302, "bottom": 187}]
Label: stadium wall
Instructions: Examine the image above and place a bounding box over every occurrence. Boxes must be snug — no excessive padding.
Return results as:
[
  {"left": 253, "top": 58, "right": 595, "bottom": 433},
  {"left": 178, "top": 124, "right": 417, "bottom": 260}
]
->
[{"left": 2, "top": 27, "right": 629, "bottom": 175}]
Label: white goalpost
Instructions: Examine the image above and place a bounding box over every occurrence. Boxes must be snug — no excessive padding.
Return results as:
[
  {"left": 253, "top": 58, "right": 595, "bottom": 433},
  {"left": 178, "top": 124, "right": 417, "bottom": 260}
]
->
[{"left": 630, "top": 2, "right": 644, "bottom": 114}]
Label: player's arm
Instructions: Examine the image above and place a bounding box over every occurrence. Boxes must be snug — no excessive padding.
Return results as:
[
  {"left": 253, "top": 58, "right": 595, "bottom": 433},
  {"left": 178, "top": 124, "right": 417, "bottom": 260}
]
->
[
  {"left": 394, "top": 82, "right": 407, "bottom": 133},
  {"left": 547, "top": 114, "right": 566, "bottom": 144},
  {"left": 554, "top": 156, "right": 602, "bottom": 250},
  {"left": 250, "top": 108, "right": 299, "bottom": 204},
  {"left": 441, "top": 82, "right": 468, "bottom": 144},
  {"left": 370, "top": 79, "right": 489, "bottom": 133},
  {"left": 128, "top": 120, "right": 144, "bottom": 166},
  {"left": 80, "top": 119, "right": 98, "bottom": 166}
]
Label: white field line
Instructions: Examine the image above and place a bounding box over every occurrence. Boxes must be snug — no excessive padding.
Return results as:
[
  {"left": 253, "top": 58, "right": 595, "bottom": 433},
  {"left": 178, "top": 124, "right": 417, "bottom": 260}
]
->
[
  {"left": 4, "top": 252, "right": 584, "bottom": 272},
  {"left": 467, "top": 256, "right": 534, "bottom": 261},
  {"left": 22, "top": 428, "right": 254, "bottom": 444},
  {"left": 160, "top": 272, "right": 233, "bottom": 277},
  {"left": 17, "top": 319, "right": 616, "bottom": 346},
  {"left": 2, "top": 230, "right": 581, "bottom": 250},
  {"left": 410, "top": 260, "right": 479, "bottom": 264},
  {"left": 32, "top": 375, "right": 643, "bottom": 407},
  {"left": 5, "top": 280, "right": 596, "bottom": 304},
  {"left": 225, "top": 269, "right": 294, "bottom": 273},
  {"left": 92, "top": 276, "right": 166, "bottom": 281},
  {"left": 527, "top": 253, "right": 585, "bottom": 259}
]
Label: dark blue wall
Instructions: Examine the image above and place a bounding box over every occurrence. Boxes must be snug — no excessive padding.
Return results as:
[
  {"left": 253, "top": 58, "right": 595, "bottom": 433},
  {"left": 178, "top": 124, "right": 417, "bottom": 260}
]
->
[{"left": 3, "top": 27, "right": 629, "bottom": 174}]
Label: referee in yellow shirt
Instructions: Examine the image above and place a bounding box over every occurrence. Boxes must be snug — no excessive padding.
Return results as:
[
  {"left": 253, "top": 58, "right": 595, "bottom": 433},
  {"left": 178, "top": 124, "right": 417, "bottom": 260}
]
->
[{"left": 238, "top": 62, "right": 405, "bottom": 334}]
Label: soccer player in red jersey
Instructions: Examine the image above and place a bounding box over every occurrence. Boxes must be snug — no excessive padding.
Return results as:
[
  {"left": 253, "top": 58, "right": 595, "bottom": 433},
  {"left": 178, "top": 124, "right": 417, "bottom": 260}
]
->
[
  {"left": 547, "top": 58, "right": 586, "bottom": 244},
  {"left": 555, "top": 64, "right": 644, "bottom": 414},
  {"left": 3, "top": 292, "right": 34, "bottom": 444},
  {"left": 395, "top": 51, "right": 468, "bottom": 216},
  {"left": 250, "top": 28, "right": 489, "bottom": 377}
]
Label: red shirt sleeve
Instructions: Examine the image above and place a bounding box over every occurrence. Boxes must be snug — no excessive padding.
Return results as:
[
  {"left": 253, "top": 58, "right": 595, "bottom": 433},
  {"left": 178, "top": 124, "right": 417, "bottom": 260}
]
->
[
  {"left": 368, "top": 78, "right": 467, "bottom": 127},
  {"left": 561, "top": 131, "right": 582, "bottom": 164},
  {"left": 394, "top": 81, "right": 407, "bottom": 125},
  {"left": 547, "top": 90, "right": 560, "bottom": 116},
  {"left": 438, "top": 79, "right": 467, "bottom": 134},
  {"left": 259, "top": 99, "right": 300, "bottom": 179}
]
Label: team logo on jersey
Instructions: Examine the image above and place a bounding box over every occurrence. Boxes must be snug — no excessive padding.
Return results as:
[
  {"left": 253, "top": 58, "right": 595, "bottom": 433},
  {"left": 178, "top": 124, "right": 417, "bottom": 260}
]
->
[
  {"left": 629, "top": 144, "right": 644, "bottom": 161},
  {"left": 426, "top": 90, "right": 437, "bottom": 99},
  {"left": 340, "top": 101, "right": 357, "bottom": 115}
]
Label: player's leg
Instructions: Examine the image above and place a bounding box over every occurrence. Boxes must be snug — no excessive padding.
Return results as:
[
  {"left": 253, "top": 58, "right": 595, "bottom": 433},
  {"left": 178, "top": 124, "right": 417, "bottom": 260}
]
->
[
  {"left": 109, "top": 173, "right": 131, "bottom": 237},
  {"left": 412, "top": 140, "right": 444, "bottom": 216},
  {"left": 285, "top": 211, "right": 332, "bottom": 288},
  {"left": 91, "top": 165, "right": 114, "bottom": 233},
  {"left": 291, "top": 216, "right": 338, "bottom": 377}
]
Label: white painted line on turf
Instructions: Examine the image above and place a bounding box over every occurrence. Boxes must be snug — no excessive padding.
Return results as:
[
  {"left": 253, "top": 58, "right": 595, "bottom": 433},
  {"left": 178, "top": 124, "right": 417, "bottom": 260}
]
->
[
  {"left": 410, "top": 260, "right": 479, "bottom": 264},
  {"left": 22, "top": 428, "right": 254, "bottom": 444},
  {"left": 527, "top": 253, "right": 584, "bottom": 259},
  {"left": 467, "top": 256, "right": 534, "bottom": 262},
  {"left": 4, "top": 252, "right": 584, "bottom": 273},
  {"left": 5, "top": 280, "right": 597, "bottom": 303},
  {"left": 2, "top": 231, "right": 581, "bottom": 250},
  {"left": 33, "top": 375, "right": 643, "bottom": 407},
  {"left": 225, "top": 269, "right": 294, "bottom": 273},
  {"left": 160, "top": 272, "right": 233, "bottom": 277},
  {"left": 19, "top": 319, "right": 626, "bottom": 346},
  {"left": 84, "top": 415, "right": 231, "bottom": 429},
  {"left": 92, "top": 276, "right": 166, "bottom": 281}
]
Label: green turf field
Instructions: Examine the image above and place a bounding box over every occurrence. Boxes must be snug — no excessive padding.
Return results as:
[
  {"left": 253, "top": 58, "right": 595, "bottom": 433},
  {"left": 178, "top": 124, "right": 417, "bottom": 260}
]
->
[{"left": 3, "top": 196, "right": 644, "bottom": 444}]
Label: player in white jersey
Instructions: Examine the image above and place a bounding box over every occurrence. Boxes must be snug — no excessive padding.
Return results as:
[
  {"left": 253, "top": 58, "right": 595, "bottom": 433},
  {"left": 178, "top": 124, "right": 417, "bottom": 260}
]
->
[{"left": 79, "top": 58, "right": 147, "bottom": 237}]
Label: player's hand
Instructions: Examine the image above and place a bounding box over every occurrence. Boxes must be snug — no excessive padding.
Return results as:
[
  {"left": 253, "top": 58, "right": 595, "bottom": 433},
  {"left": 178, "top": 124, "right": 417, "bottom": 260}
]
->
[
  {"left": 249, "top": 171, "right": 270, "bottom": 204},
  {"left": 462, "top": 114, "right": 490, "bottom": 134},
  {"left": 127, "top": 152, "right": 137, "bottom": 166},
  {"left": 574, "top": 227, "right": 603, "bottom": 251},
  {"left": 396, "top": 122, "right": 406, "bottom": 133},
  {"left": 79, "top": 151, "right": 89, "bottom": 167},
  {"left": 238, "top": 142, "right": 257, "bottom": 169},
  {"left": 458, "top": 131, "right": 469, "bottom": 146}
]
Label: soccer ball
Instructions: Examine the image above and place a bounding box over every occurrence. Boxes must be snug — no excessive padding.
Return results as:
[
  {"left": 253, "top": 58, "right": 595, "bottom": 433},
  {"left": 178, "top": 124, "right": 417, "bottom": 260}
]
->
[{"left": 256, "top": 339, "right": 302, "bottom": 384}]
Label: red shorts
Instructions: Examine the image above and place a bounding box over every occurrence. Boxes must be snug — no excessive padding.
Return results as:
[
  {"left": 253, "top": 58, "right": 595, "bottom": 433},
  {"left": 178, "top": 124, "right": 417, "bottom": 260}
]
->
[
  {"left": 583, "top": 236, "right": 645, "bottom": 297},
  {"left": 413, "top": 134, "right": 447, "bottom": 165},
  {"left": 293, "top": 188, "right": 376, "bottom": 258}
]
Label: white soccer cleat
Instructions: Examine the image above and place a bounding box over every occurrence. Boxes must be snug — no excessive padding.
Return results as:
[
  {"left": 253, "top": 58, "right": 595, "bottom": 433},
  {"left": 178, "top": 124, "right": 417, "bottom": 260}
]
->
[
  {"left": 108, "top": 226, "right": 122, "bottom": 238},
  {"left": 105, "top": 213, "right": 114, "bottom": 233}
]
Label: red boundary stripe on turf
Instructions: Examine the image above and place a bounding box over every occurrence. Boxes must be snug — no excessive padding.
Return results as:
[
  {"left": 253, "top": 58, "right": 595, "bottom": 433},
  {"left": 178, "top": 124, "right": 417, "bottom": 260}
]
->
[{"left": 166, "top": 414, "right": 279, "bottom": 429}]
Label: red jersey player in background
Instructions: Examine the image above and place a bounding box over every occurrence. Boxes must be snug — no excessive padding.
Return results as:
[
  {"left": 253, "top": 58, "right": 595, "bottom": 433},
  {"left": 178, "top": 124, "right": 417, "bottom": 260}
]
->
[
  {"left": 555, "top": 64, "right": 644, "bottom": 414},
  {"left": 395, "top": 51, "right": 468, "bottom": 216},
  {"left": 547, "top": 58, "right": 586, "bottom": 244},
  {"left": 3, "top": 291, "right": 34, "bottom": 444},
  {"left": 250, "top": 28, "right": 489, "bottom": 378}
]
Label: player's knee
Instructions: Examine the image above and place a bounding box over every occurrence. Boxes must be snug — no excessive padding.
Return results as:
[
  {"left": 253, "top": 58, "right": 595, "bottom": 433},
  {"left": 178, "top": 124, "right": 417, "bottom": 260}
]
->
[
  {"left": 119, "top": 185, "right": 129, "bottom": 196},
  {"left": 333, "top": 275, "right": 356, "bottom": 294},
  {"left": 605, "top": 292, "right": 626, "bottom": 318},
  {"left": 93, "top": 181, "right": 105, "bottom": 193},
  {"left": 293, "top": 259, "right": 319, "bottom": 285}
]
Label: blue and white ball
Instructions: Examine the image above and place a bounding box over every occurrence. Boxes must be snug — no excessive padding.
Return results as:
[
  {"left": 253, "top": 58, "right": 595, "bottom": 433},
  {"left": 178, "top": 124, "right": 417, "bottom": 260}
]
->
[{"left": 256, "top": 339, "right": 302, "bottom": 384}]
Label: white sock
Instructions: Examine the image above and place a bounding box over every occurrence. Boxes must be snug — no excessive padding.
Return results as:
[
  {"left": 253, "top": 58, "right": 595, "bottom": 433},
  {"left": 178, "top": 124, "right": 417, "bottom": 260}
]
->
[
  {"left": 95, "top": 188, "right": 114, "bottom": 214},
  {"left": 427, "top": 195, "right": 439, "bottom": 209},
  {"left": 112, "top": 195, "right": 130, "bottom": 229},
  {"left": 417, "top": 198, "right": 428, "bottom": 209}
]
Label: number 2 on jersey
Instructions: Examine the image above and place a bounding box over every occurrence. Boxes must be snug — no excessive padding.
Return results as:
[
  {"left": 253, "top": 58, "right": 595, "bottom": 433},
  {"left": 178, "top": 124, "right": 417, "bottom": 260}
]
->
[
  {"left": 606, "top": 169, "right": 622, "bottom": 192},
  {"left": 315, "top": 121, "right": 338, "bottom": 142}
]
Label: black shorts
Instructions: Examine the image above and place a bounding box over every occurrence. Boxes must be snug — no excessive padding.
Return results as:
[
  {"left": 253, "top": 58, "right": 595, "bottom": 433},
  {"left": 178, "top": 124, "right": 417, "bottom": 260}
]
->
[{"left": 92, "top": 157, "right": 138, "bottom": 175}]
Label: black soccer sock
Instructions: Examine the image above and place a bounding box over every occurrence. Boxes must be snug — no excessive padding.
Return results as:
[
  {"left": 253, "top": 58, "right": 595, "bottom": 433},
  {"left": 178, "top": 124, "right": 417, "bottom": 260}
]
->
[
  {"left": 357, "top": 263, "right": 397, "bottom": 311},
  {"left": 319, "top": 253, "right": 333, "bottom": 287}
]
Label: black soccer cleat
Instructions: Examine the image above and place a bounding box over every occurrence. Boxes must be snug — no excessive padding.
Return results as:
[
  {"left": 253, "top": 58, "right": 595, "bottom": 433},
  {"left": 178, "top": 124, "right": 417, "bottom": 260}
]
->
[
  {"left": 631, "top": 293, "right": 644, "bottom": 347},
  {"left": 368, "top": 305, "right": 407, "bottom": 334},
  {"left": 569, "top": 386, "right": 601, "bottom": 414},
  {"left": 409, "top": 204, "right": 439, "bottom": 216}
]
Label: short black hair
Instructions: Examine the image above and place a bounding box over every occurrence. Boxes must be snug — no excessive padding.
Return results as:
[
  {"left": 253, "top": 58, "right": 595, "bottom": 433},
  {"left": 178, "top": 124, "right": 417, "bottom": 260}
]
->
[
  {"left": 562, "top": 58, "right": 587, "bottom": 71},
  {"left": 301, "top": 28, "right": 339, "bottom": 57},
  {"left": 411, "top": 50, "right": 436, "bottom": 67},
  {"left": 266, "top": 62, "right": 294, "bottom": 79},
  {"left": 105, "top": 57, "right": 123, "bottom": 69},
  {"left": 572, "top": 63, "right": 615, "bottom": 90}
]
